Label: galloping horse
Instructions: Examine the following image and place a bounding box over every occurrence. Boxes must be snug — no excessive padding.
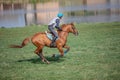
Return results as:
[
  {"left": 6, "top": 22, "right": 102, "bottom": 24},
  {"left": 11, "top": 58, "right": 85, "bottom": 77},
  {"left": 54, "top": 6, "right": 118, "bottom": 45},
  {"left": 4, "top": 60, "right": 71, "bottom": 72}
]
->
[{"left": 10, "top": 23, "right": 78, "bottom": 64}]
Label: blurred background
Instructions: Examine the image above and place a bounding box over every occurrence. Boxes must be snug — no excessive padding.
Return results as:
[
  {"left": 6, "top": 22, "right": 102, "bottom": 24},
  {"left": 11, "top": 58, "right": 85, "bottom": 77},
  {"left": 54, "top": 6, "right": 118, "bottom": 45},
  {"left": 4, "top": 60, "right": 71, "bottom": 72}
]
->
[{"left": 0, "top": 0, "right": 120, "bottom": 28}]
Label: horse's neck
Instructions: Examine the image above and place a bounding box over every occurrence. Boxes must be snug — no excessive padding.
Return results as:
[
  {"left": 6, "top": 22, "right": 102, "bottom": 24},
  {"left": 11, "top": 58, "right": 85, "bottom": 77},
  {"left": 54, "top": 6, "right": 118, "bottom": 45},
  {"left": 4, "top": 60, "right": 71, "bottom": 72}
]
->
[
  {"left": 59, "top": 31, "right": 69, "bottom": 39},
  {"left": 59, "top": 27, "right": 69, "bottom": 41}
]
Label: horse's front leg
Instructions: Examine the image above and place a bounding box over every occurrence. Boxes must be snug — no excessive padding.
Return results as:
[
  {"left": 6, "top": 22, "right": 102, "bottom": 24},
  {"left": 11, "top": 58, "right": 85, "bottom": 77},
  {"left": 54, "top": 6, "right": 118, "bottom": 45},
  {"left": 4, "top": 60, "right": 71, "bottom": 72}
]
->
[
  {"left": 63, "top": 45, "right": 70, "bottom": 54},
  {"left": 57, "top": 45, "right": 64, "bottom": 57},
  {"left": 52, "top": 45, "right": 70, "bottom": 58}
]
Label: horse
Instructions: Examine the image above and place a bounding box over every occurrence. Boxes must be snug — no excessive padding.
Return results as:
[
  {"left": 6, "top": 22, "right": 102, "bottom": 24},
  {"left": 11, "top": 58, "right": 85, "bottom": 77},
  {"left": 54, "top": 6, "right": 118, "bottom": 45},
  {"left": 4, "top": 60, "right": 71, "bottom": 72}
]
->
[{"left": 10, "top": 23, "right": 78, "bottom": 64}]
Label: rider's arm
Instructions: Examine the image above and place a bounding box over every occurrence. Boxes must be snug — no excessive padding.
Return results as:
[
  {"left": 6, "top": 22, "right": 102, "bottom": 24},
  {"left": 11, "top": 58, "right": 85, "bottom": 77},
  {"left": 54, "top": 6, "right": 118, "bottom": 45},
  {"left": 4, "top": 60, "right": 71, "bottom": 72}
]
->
[{"left": 55, "top": 19, "right": 62, "bottom": 31}]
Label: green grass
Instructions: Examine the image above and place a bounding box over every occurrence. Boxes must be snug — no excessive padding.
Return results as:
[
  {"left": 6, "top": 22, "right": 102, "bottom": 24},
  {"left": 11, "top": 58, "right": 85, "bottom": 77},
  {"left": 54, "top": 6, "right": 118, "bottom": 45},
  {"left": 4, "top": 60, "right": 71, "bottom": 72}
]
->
[{"left": 0, "top": 22, "right": 120, "bottom": 80}]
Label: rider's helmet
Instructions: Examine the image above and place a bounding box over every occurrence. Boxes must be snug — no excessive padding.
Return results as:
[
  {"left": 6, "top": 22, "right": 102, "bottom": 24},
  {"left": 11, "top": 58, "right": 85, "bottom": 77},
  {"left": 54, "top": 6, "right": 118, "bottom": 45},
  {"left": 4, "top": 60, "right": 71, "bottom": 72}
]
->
[{"left": 57, "top": 13, "right": 63, "bottom": 18}]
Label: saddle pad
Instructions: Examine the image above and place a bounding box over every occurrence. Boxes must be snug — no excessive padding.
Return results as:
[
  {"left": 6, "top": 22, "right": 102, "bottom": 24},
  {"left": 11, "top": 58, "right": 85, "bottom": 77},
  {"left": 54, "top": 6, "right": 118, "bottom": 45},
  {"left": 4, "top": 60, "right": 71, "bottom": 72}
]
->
[{"left": 45, "top": 31, "right": 53, "bottom": 40}]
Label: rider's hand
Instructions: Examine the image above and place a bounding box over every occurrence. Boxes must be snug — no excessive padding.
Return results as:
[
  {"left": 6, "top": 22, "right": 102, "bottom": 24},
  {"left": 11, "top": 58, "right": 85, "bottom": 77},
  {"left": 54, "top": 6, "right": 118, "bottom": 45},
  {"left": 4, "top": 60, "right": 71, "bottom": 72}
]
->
[{"left": 58, "top": 29, "right": 62, "bottom": 31}]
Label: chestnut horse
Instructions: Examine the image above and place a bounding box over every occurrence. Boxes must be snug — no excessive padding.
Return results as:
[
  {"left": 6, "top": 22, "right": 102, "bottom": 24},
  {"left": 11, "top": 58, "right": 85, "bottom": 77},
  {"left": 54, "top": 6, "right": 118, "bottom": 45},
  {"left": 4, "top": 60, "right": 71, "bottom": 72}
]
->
[{"left": 10, "top": 23, "right": 78, "bottom": 64}]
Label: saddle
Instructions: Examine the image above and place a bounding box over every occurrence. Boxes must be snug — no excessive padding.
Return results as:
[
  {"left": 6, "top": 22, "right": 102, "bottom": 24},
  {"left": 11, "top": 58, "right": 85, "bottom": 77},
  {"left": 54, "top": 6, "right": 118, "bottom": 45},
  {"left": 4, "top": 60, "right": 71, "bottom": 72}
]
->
[
  {"left": 45, "top": 31, "right": 54, "bottom": 40},
  {"left": 45, "top": 31, "right": 59, "bottom": 47},
  {"left": 45, "top": 31, "right": 59, "bottom": 41}
]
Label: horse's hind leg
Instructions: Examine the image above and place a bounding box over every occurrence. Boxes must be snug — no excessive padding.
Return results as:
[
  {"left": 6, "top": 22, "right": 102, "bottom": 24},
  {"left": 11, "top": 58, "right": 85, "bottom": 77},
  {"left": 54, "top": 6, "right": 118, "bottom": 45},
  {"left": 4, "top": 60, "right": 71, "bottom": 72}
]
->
[
  {"left": 34, "top": 46, "right": 50, "bottom": 64},
  {"left": 40, "top": 52, "right": 50, "bottom": 64},
  {"left": 34, "top": 46, "right": 44, "bottom": 62}
]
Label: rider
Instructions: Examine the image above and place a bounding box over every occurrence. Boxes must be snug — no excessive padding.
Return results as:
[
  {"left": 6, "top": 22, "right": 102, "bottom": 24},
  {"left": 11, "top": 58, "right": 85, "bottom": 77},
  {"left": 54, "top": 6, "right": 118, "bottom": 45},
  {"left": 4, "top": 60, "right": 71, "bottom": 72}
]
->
[{"left": 48, "top": 13, "right": 63, "bottom": 47}]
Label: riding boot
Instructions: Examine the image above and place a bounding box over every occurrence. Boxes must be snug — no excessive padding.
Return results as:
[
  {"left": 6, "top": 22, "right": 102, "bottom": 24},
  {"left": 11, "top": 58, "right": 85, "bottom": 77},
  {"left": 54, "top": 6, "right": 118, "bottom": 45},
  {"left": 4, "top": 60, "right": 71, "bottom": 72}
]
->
[{"left": 50, "top": 37, "right": 57, "bottom": 47}]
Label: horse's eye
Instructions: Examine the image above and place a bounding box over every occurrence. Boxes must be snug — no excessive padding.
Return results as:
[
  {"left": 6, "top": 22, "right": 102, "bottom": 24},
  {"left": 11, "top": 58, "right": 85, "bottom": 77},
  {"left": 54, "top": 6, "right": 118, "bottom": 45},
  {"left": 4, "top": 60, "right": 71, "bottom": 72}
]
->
[{"left": 72, "top": 27, "right": 75, "bottom": 30}]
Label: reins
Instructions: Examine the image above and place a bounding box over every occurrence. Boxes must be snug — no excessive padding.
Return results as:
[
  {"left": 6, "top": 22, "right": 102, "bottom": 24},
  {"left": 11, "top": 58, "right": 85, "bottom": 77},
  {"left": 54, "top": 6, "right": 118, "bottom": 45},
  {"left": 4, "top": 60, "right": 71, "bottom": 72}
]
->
[{"left": 58, "top": 30, "right": 68, "bottom": 33}]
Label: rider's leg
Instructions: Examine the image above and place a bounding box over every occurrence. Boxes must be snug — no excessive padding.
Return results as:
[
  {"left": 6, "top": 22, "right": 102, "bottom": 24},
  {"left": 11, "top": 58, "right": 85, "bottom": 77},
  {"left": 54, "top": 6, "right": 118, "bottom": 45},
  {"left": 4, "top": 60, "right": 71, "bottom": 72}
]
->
[
  {"left": 48, "top": 26, "right": 58, "bottom": 47},
  {"left": 50, "top": 31, "right": 58, "bottom": 47}
]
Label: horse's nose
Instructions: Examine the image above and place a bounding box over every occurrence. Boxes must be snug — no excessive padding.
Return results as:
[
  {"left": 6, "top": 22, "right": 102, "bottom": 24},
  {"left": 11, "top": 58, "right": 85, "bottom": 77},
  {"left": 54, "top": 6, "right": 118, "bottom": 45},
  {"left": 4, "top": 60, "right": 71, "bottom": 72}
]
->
[{"left": 75, "top": 30, "right": 79, "bottom": 36}]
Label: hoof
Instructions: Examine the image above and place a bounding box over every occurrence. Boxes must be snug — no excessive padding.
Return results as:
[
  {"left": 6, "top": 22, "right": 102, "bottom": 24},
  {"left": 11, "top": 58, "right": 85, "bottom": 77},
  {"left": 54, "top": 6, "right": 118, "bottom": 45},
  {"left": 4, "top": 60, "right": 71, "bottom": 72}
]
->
[
  {"left": 52, "top": 54, "right": 55, "bottom": 58},
  {"left": 52, "top": 54, "right": 60, "bottom": 58},
  {"left": 46, "top": 61, "right": 50, "bottom": 64},
  {"left": 42, "top": 60, "right": 50, "bottom": 64}
]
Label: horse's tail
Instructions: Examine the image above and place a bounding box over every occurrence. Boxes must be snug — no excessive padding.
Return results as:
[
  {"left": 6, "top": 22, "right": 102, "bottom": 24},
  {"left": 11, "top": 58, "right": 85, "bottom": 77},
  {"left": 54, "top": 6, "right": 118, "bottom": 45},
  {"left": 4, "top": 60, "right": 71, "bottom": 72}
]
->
[{"left": 10, "top": 37, "right": 31, "bottom": 48}]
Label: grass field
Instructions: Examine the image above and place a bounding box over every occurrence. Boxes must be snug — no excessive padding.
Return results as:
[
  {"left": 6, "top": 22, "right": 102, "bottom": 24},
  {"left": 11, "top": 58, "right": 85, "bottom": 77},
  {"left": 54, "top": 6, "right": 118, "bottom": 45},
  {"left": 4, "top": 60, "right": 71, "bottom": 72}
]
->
[{"left": 0, "top": 22, "right": 120, "bottom": 80}]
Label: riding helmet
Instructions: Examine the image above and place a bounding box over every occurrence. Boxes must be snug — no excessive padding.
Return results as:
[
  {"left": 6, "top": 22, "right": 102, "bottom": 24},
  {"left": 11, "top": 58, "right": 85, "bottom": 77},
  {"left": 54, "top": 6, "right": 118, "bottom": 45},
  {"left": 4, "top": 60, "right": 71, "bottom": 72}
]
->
[{"left": 57, "top": 13, "right": 63, "bottom": 18}]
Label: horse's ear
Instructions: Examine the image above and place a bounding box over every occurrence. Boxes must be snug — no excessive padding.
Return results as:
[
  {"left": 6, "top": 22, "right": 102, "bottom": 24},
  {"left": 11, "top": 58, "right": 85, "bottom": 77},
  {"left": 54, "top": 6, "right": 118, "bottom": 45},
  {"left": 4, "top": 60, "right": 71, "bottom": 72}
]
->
[
  {"left": 70, "top": 22, "right": 74, "bottom": 25},
  {"left": 61, "top": 24, "right": 66, "bottom": 27}
]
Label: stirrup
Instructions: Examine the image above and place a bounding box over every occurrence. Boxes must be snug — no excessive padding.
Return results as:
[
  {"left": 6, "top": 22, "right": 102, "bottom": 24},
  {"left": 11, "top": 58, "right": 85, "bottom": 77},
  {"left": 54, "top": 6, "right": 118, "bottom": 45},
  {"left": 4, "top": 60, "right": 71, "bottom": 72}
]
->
[{"left": 50, "top": 42, "right": 56, "bottom": 47}]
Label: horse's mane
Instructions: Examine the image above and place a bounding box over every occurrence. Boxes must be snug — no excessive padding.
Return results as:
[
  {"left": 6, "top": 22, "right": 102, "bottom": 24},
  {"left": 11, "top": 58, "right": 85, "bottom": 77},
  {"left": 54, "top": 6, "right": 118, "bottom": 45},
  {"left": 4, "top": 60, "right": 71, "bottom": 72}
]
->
[
  {"left": 61, "top": 24, "right": 66, "bottom": 28},
  {"left": 61, "top": 23, "right": 74, "bottom": 29},
  {"left": 61, "top": 24, "right": 68, "bottom": 29}
]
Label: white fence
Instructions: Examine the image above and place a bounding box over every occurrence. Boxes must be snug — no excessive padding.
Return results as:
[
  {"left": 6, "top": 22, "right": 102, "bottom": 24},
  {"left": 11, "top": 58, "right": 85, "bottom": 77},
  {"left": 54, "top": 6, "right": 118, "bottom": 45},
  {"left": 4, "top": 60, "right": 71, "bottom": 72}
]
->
[{"left": 0, "top": 3, "right": 120, "bottom": 27}]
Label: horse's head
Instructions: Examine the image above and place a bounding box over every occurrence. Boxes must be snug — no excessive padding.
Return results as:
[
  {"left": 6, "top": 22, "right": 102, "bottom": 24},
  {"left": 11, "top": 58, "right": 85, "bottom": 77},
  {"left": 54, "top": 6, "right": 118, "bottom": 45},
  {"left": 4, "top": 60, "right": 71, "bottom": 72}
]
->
[
  {"left": 67, "top": 23, "right": 79, "bottom": 36},
  {"left": 61, "top": 23, "right": 78, "bottom": 36}
]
